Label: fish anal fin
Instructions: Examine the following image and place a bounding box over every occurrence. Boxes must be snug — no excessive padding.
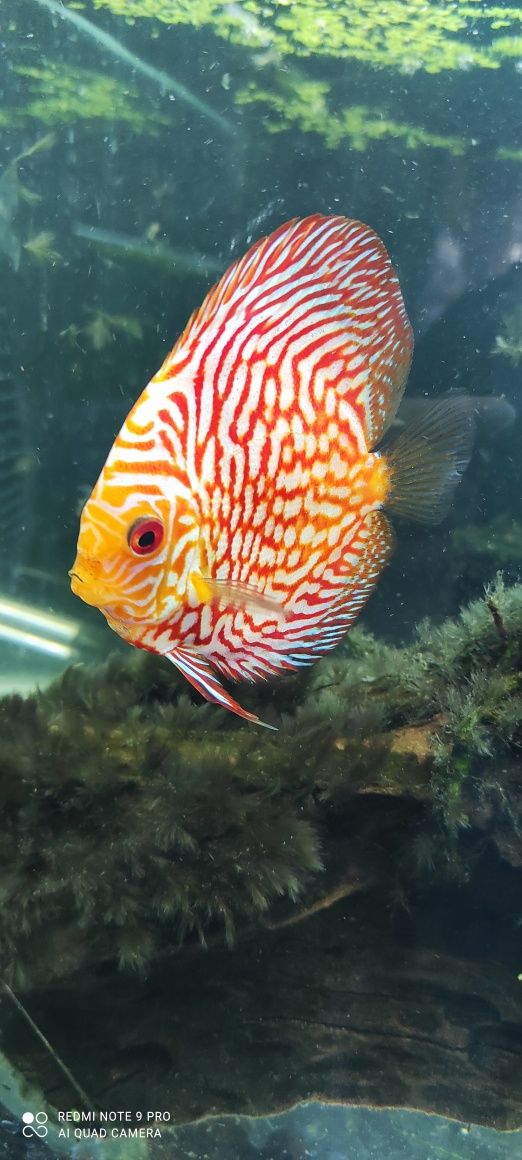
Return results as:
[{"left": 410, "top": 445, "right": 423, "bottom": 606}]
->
[
  {"left": 166, "top": 645, "right": 277, "bottom": 729},
  {"left": 286, "top": 511, "right": 395, "bottom": 667},
  {"left": 325, "top": 510, "right": 395, "bottom": 630},
  {"left": 383, "top": 392, "right": 475, "bottom": 525}
]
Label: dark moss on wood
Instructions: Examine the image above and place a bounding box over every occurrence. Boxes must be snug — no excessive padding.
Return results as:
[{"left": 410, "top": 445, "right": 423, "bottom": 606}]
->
[{"left": 0, "top": 578, "right": 521, "bottom": 1128}]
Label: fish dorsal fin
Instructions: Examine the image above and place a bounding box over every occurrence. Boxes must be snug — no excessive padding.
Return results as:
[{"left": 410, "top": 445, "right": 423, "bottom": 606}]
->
[{"left": 157, "top": 215, "right": 413, "bottom": 448}]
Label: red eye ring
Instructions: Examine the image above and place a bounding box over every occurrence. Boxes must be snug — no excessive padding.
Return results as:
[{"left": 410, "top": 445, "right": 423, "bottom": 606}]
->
[{"left": 127, "top": 517, "right": 164, "bottom": 556}]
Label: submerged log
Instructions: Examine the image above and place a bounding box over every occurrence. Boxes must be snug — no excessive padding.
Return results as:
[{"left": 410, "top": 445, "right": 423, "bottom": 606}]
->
[
  {"left": 0, "top": 579, "right": 521, "bottom": 1129},
  {"left": 1, "top": 846, "right": 521, "bottom": 1131}
]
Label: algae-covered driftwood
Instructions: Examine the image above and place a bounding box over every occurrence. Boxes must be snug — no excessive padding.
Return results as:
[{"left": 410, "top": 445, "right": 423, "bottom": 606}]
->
[{"left": 0, "top": 577, "right": 521, "bottom": 1129}]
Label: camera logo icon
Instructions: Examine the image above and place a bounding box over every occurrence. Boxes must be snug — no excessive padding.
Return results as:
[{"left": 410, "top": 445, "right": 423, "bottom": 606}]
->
[{"left": 22, "top": 1112, "right": 49, "bottom": 1139}]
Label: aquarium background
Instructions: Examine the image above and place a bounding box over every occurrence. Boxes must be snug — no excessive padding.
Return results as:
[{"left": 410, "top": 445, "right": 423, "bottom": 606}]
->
[{"left": 0, "top": 1, "right": 521, "bottom": 1157}]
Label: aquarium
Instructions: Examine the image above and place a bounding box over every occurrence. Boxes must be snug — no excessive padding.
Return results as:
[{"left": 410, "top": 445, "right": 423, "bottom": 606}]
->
[{"left": 0, "top": 1, "right": 521, "bottom": 1158}]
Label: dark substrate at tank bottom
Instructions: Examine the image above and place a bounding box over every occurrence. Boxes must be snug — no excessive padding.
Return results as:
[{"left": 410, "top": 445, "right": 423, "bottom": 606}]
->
[{"left": 0, "top": 579, "right": 521, "bottom": 1130}]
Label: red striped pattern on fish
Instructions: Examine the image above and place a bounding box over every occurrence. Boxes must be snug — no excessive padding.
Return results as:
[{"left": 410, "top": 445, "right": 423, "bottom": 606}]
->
[{"left": 71, "top": 215, "right": 434, "bottom": 725}]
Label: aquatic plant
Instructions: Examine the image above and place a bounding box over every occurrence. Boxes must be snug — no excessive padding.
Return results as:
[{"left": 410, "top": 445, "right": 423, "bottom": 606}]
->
[
  {"left": 451, "top": 515, "right": 522, "bottom": 568},
  {"left": 61, "top": 307, "right": 144, "bottom": 350},
  {"left": 84, "top": 0, "right": 522, "bottom": 160},
  {"left": 7, "top": 3, "right": 520, "bottom": 160},
  {"left": 492, "top": 305, "right": 522, "bottom": 365},
  {"left": 91, "top": 0, "right": 522, "bottom": 76},
  {"left": 23, "top": 230, "right": 63, "bottom": 265},
  {"left": 497, "top": 145, "right": 522, "bottom": 162},
  {"left": 0, "top": 578, "right": 520, "bottom": 990},
  {"left": 72, "top": 222, "right": 225, "bottom": 276},
  {"left": 12, "top": 61, "right": 170, "bottom": 132},
  {"left": 0, "top": 655, "right": 322, "bottom": 985},
  {"left": 33, "top": 0, "right": 235, "bottom": 135},
  {"left": 236, "top": 77, "right": 468, "bottom": 155},
  {"left": 0, "top": 133, "right": 56, "bottom": 270}
]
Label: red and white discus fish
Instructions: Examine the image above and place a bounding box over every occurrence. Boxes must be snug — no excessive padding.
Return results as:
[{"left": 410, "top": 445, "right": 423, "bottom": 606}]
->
[{"left": 70, "top": 215, "right": 473, "bottom": 726}]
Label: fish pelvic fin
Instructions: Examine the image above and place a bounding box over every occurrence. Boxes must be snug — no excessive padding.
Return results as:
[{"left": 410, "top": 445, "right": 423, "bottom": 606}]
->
[
  {"left": 382, "top": 392, "right": 475, "bottom": 525},
  {"left": 165, "top": 645, "right": 277, "bottom": 729}
]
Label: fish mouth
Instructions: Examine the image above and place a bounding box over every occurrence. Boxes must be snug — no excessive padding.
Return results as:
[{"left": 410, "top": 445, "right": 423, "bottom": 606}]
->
[
  {"left": 69, "top": 567, "right": 150, "bottom": 624},
  {"left": 69, "top": 567, "right": 115, "bottom": 609},
  {"left": 69, "top": 569, "right": 85, "bottom": 598}
]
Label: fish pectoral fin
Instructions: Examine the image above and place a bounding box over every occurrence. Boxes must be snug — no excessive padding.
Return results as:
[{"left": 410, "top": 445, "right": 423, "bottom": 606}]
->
[
  {"left": 382, "top": 392, "right": 475, "bottom": 525},
  {"left": 165, "top": 645, "right": 277, "bottom": 730},
  {"left": 190, "top": 573, "right": 286, "bottom": 622}
]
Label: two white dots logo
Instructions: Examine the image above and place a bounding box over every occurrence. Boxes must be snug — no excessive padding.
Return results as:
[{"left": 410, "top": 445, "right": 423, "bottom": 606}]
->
[{"left": 22, "top": 1111, "right": 49, "bottom": 1138}]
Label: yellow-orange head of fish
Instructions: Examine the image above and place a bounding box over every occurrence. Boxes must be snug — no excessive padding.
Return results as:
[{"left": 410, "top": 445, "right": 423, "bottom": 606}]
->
[{"left": 69, "top": 412, "right": 200, "bottom": 637}]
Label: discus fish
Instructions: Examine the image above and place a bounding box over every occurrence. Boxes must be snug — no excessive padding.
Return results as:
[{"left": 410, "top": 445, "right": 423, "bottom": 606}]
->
[{"left": 70, "top": 215, "right": 473, "bottom": 727}]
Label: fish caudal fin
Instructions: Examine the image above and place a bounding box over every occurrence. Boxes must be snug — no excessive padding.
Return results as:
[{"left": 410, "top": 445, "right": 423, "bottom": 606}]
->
[
  {"left": 383, "top": 393, "right": 475, "bottom": 525},
  {"left": 166, "top": 646, "right": 277, "bottom": 730}
]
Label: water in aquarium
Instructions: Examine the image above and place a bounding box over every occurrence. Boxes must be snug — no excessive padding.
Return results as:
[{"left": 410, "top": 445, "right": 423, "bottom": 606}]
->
[{"left": 0, "top": 1, "right": 521, "bottom": 1158}]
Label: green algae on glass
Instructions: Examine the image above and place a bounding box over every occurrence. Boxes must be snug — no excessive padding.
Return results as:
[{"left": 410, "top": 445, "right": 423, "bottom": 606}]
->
[
  {"left": 13, "top": 61, "right": 169, "bottom": 131},
  {"left": 90, "top": 0, "right": 522, "bottom": 74}
]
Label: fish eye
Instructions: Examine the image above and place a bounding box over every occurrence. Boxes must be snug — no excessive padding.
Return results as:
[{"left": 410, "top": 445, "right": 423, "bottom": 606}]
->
[{"left": 127, "top": 517, "right": 164, "bottom": 556}]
